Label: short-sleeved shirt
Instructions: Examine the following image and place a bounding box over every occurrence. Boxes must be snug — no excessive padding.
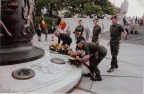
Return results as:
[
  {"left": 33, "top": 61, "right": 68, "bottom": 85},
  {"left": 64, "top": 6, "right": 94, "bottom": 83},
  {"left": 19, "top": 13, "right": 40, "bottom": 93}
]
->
[
  {"left": 83, "top": 42, "right": 107, "bottom": 55},
  {"left": 92, "top": 25, "right": 101, "bottom": 42},
  {"left": 75, "top": 25, "right": 84, "bottom": 33},
  {"left": 110, "top": 24, "right": 124, "bottom": 43}
]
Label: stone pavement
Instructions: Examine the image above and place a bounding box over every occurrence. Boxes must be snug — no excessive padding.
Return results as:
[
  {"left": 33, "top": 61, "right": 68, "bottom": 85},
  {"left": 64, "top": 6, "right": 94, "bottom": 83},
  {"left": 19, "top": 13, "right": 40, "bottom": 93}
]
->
[
  {"left": 72, "top": 39, "right": 143, "bottom": 94},
  {"left": 71, "top": 26, "right": 144, "bottom": 94},
  {"left": 32, "top": 26, "right": 143, "bottom": 94},
  {"left": 101, "top": 26, "right": 144, "bottom": 45}
]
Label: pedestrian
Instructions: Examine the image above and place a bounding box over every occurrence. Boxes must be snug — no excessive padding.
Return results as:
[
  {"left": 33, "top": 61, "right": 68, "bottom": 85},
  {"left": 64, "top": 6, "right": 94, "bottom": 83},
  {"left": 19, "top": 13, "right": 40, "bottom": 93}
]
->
[
  {"left": 107, "top": 16, "right": 127, "bottom": 73},
  {"left": 85, "top": 26, "right": 90, "bottom": 41},
  {"left": 92, "top": 19, "right": 101, "bottom": 44},
  {"left": 130, "top": 24, "right": 134, "bottom": 34},
  {"left": 142, "top": 19, "right": 144, "bottom": 26},
  {"left": 76, "top": 40, "right": 107, "bottom": 81},
  {"left": 36, "top": 24, "right": 42, "bottom": 41},
  {"left": 132, "top": 16, "right": 135, "bottom": 25},
  {"left": 66, "top": 27, "right": 71, "bottom": 37},
  {"left": 45, "top": 28, "right": 48, "bottom": 41},
  {"left": 75, "top": 20, "right": 84, "bottom": 39},
  {"left": 125, "top": 23, "right": 130, "bottom": 40},
  {"left": 54, "top": 31, "right": 72, "bottom": 46},
  {"left": 101, "top": 23, "right": 105, "bottom": 34},
  {"left": 133, "top": 21, "right": 139, "bottom": 35},
  {"left": 123, "top": 16, "right": 127, "bottom": 26},
  {"left": 50, "top": 26, "right": 55, "bottom": 41},
  {"left": 135, "top": 16, "right": 138, "bottom": 24},
  {"left": 131, "top": 16, "right": 135, "bottom": 34}
]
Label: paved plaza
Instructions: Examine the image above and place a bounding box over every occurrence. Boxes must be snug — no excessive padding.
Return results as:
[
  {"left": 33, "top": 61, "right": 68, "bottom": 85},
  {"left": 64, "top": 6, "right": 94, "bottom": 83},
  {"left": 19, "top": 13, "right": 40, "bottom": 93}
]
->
[{"left": 32, "top": 26, "right": 144, "bottom": 94}]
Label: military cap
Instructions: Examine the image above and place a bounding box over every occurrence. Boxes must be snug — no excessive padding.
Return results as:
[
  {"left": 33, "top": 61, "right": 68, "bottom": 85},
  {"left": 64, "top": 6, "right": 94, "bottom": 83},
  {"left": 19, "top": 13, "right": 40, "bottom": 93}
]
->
[{"left": 76, "top": 39, "right": 85, "bottom": 44}]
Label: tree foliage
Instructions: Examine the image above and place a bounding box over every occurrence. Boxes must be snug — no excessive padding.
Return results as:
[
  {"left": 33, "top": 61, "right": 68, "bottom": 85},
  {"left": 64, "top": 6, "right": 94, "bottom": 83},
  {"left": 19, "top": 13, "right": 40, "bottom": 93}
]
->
[
  {"left": 35, "top": 0, "right": 65, "bottom": 16},
  {"left": 80, "top": 4, "right": 102, "bottom": 15},
  {"left": 35, "top": 0, "right": 115, "bottom": 17}
]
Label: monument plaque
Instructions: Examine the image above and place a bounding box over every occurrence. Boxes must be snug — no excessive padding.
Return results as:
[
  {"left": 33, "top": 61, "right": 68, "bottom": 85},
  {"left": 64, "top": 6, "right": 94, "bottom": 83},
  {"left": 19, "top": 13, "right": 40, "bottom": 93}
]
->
[
  {"left": 50, "top": 58, "right": 65, "bottom": 64},
  {"left": 12, "top": 68, "right": 35, "bottom": 80}
]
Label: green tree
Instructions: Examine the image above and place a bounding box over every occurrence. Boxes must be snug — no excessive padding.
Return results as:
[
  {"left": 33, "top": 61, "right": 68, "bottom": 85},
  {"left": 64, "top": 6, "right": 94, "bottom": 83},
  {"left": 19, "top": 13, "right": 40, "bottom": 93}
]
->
[
  {"left": 80, "top": 4, "right": 102, "bottom": 15},
  {"left": 64, "top": 0, "right": 115, "bottom": 17},
  {"left": 35, "top": 0, "right": 44, "bottom": 16},
  {"left": 35, "top": 0, "right": 65, "bottom": 16},
  {"left": 35, "top": 0, "right": 115, "bottom": 17},
  {"left": 93, "top": 0, "right": 115, "bottom": 15}
]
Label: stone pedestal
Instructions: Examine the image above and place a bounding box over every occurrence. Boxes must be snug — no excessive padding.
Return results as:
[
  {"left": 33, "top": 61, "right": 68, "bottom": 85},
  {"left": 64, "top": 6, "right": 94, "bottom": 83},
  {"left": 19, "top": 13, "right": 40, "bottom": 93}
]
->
[
  {"left": 0, "top": 46, "right": 44, "bottom": 65},
  {"left": 118, "top": 16, "right": 124, "bottom": 25},
  {"left": 0, "top": 52, "right": 82, "bottom": 93}
]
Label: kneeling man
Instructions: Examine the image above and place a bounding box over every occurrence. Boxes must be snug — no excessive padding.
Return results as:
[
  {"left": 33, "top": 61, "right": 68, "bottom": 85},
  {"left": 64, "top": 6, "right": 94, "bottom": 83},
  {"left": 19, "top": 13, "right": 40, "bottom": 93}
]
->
[
  {"left": 76, "top": 41, "right": 107, "bottom": 81},
  {"left": 54, "top": 31, "right": 72, "bottom": 46}
]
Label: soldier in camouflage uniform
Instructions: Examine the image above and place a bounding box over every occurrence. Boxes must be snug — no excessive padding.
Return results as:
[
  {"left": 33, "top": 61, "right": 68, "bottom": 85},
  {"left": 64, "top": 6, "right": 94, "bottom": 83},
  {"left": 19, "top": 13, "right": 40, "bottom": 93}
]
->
[
  {"left": 107, "top": 16, "right": 127, "bottom": 73},
  {"left": 92, "top": 19, "right": 101, "bottom": 44},
  {"left": 76, "top": 41, "right": 107, "bottom": 81}
]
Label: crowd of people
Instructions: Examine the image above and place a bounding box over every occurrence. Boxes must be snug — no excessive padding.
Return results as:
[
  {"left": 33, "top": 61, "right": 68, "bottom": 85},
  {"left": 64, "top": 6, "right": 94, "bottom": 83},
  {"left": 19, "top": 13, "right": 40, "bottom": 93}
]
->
[
  {"left": 36, "top": 25, "right": 56, "bottom": 41},
  {"left": 123, "top": 16, "right": 144, "bottom": 35},
  {"left": 35, "top": 15, "right": 128, "bottom": 82},
  {"left": 75, "top": 14, "right": 113, "bottom": 20}
]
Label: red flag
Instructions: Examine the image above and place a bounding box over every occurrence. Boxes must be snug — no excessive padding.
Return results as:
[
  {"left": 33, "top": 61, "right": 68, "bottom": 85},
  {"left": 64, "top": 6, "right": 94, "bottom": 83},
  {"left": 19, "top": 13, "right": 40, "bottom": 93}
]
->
[
  {"left": 57, "top": 17, "right": 66, "bottom": 30},
  {"left": 41, "top": 19, "right": 47, "bottom": 29}
]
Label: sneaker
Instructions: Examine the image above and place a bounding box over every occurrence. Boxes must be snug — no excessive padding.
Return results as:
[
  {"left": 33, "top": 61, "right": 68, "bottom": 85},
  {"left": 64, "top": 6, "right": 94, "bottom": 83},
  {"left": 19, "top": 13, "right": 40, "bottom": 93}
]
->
[
  {"left": 83, "top": 73, "right": 93, "bottom": 77},
  {"left": 114, "top": 64, "right": 118, "bottom": 68},
  {"left": 107, "top": 68, "right": 114, "bottom": 73},
  {"left": 90, "top": 76, "right": 102, "bottom": 81}
]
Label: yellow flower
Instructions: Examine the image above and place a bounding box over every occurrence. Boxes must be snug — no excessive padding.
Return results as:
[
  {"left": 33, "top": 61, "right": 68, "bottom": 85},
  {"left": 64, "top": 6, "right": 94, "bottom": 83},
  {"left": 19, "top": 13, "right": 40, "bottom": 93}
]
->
[
  {"left": 68, "top": 51, "right": 73, "bottom": 55},
  {"left": 51, "top": 43, "right": 57, "bottom": 47},
  {"left": 58, "top": 45, "right": 61, "bottom": 48}
]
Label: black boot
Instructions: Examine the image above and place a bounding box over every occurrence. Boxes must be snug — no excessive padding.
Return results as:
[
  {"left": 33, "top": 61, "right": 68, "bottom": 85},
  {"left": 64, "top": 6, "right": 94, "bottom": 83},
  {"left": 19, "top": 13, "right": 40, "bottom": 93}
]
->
[
  {"left": 115, "top": 64, "right": 118, "bottom": 68},
  {"left": 107, "top": 67, "right": 114, "bottom": 73},
  {"left": 115, "top": 61, "right": 118, "bottom": 68},
  {"left": 83, "top": 73, "right": 93, "bottom": 77},
  {"left": 108, "top": 57, "right": 116, "bottom": 72},
  {"left": 90, "top": 76, "right": 102, "bottom": 81}
]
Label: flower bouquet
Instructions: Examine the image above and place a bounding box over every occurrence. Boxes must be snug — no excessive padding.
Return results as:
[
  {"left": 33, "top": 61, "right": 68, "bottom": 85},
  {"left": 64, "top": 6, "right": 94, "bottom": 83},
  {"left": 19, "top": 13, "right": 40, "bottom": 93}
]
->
[
  {"left": 49, "top": 43, "right": 60, "bottom": 51},
  {"left": 57, "top": 45, "right": 71, "bottom": 55},
  {"left": 67, "top": 51, "right": 83, "bottom": 67}
]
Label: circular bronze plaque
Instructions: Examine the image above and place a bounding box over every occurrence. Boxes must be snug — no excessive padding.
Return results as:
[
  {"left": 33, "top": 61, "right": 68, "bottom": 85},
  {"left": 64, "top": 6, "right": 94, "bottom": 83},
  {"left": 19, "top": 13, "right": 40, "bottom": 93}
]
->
[
  {"left": 12, "top": 68, "right": 35, "bottom": 80},
  {"left": 50, "top": 58, "right": 65, "bottom": 64}
]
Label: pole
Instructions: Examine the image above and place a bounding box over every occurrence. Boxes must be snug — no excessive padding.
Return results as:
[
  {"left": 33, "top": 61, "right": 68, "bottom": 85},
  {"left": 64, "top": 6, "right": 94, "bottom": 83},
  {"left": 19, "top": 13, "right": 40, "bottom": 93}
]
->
[
  {"left": 66, "top": 55, "right": 96, "bottom": 78},
  {"left": 82, "top": 62, "right": 96, "bottom": 78}
]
